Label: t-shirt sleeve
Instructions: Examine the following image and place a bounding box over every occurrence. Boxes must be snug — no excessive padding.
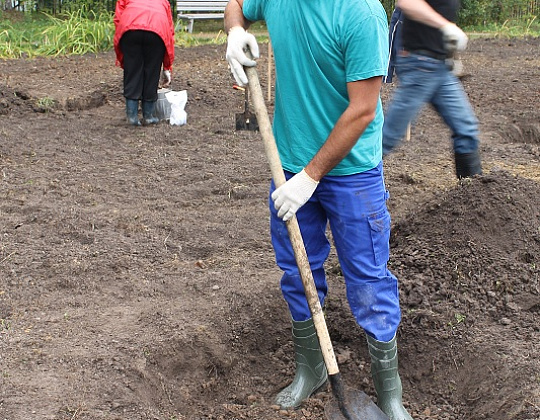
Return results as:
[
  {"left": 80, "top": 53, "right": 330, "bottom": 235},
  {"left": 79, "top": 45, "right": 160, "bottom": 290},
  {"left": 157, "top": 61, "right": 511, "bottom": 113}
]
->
[
  {"left": 341, "top": 10, "right": 389, "bottom": 82},
  {"left": 243, "top": 0, "right": 267, "bottom": 22}
]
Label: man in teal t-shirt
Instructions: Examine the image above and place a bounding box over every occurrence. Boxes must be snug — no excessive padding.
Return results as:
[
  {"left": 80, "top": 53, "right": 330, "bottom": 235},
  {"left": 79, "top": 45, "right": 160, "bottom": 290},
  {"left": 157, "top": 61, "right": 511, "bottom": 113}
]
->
[
  {"left": 243, "top": 0, "right": 388, "bottom": 176},
  {"left": 225, "top": 1, "right": 413, "bottom": 419}
]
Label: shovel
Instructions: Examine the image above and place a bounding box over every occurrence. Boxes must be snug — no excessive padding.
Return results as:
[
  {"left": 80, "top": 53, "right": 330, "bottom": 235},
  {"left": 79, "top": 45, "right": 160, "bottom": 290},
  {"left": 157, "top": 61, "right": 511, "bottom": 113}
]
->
[
  {"left": 244, "top": 65, "right": 389, "bottom": 420},
  {"left": 235, "top": 84, "right": 259, "bottom": 131}
]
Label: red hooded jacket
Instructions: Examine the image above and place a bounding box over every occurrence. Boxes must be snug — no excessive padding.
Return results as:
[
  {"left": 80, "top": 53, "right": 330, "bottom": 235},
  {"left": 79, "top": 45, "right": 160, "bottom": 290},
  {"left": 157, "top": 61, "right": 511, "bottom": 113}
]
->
[{"left": 114, "top": 0, "right": 175, "bottom": 71}]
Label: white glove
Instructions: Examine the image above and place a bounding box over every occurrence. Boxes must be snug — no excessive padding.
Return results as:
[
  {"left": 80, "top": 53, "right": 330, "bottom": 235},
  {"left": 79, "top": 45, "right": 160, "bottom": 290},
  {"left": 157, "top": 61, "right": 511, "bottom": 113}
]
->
[
  {"left": 451, "top": 58, "right": 464, "bottom": 77},
  {"left": 226, "top": 26, "right": 260, "bottom": 86},
  {"left": 440, "top": 23, "right": 468, "bottom": 53},
  {"left": 161, "top": 70, "right": 171, "bottom": 88},
  {"left": 271, "top": 169, "right": 319, "bottom": 222}
]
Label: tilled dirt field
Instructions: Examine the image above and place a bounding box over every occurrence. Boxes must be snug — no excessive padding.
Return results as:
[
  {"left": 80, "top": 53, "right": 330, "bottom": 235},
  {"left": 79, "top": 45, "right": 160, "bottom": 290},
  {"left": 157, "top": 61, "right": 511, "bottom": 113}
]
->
[{"left": 0, "top": 37, "right": 539, "bottom": 420}]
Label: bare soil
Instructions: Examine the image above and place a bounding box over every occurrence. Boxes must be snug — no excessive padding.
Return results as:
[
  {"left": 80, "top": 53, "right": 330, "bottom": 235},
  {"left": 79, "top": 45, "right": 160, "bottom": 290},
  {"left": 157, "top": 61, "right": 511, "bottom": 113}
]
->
[{"left": 0, "top": 37, "right": 539, "bottom": 420}]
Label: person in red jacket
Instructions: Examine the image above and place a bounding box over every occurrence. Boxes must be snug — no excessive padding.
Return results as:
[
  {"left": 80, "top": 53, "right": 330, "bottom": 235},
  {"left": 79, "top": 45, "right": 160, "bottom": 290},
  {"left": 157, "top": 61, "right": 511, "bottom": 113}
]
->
[{"left": 114, "top": 0, "right": 175, "bottom": 126}]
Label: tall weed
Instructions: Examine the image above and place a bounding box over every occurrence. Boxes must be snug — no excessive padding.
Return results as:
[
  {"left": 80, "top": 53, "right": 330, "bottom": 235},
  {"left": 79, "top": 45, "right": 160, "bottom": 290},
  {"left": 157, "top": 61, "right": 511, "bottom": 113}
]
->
[
  {"left": 0, "top": 8, "right": 113, "bottom": 58},
  {"left": 39, "top": 7, "right": 114, "bottom": 56}
]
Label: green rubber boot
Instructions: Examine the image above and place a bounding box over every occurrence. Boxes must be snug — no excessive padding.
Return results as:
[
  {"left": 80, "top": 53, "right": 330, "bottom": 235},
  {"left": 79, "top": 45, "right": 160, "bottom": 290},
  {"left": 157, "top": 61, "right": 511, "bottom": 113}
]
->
[
  {"left": 142, "top": 100, "right": 159, "bottom": 125},
  {"left": 367, "top": 334, "right": 413, "bottom": 420},
  {"left": 125, "top": 99, "right": 141, "bottom": 126},
  {"left": 274, "top": 318, "right": 328, "bottom": 409}
]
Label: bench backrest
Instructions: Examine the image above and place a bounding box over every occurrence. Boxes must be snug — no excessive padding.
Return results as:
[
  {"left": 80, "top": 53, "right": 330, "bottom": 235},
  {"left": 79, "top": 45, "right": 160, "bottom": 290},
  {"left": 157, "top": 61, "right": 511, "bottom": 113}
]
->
[{"left": 177, "top": 1, "right": 228, "bottom": 12}]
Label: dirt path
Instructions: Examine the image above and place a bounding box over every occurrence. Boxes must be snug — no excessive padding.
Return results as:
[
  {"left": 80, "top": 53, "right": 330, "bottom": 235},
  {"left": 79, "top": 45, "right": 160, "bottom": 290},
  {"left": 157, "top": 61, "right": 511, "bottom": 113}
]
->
[{"left": 1, "top": 37, "right": 539, "bottom": 420}]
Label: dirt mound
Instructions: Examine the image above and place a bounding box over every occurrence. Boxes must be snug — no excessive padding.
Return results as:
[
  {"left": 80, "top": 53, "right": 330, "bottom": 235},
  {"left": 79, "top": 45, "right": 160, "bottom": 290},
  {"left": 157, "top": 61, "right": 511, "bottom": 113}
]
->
[
  {"left": 391, "top": 170, "right": 540, "bottom": 314},
  {"left": 0, "top": 81, "right": 109, "bottom": 114},
  {"left": 388, "top": 170, "right": 540, "bottom": 420},
  {"left": 504, "top": 120, "right": 540, "bottom": 145},
  {"left": 0, "top": 84, "right": 35, "bottom": 114}
]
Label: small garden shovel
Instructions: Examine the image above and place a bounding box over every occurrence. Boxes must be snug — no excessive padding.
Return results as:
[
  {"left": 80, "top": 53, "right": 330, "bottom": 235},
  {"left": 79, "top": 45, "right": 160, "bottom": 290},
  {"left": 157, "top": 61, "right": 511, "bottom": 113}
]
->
[
  {"left": 244, "top": 62, "right": 389, "bottom": 420},
  {"left": 234, "top": 84, "right": 259, "bottom": 131}
]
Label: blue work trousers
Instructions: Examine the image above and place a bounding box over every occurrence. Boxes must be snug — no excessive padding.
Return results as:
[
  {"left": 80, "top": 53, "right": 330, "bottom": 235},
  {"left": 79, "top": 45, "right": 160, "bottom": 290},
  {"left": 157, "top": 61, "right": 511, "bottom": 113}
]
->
[
  {"left": 270, "top": 163, "right": 401, "bottom": 342},
  {"left": 383, "top": 53, "right": 480, "bottom": 155}
]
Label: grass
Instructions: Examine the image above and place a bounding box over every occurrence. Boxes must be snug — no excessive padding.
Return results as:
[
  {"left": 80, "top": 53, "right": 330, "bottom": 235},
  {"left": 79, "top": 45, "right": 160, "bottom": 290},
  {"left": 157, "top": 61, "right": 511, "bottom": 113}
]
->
[
  {"left": 0, "top": 10, "right": 269, "bottom": 59},
  {"left": 0, "top": 8, "right": 114, "bottom": 58},
  {"left": 36, "top": 96, "right": 56, "bottom": 111},
  {"left": 467, "top": 16, "right": 540, "bottom": 38},
  {"left": 0, "top": 9, "right": 536, "bottom": 59},
  {"left": 173, "top": 19, "right": 269, "bottom": 47}
]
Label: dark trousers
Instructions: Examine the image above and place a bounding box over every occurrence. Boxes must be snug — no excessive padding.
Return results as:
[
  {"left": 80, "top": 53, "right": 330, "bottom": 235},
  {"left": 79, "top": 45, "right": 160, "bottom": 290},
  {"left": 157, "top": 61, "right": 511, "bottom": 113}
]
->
[{"left": 120, "top": 30, "right": 166, "bottom": 102}]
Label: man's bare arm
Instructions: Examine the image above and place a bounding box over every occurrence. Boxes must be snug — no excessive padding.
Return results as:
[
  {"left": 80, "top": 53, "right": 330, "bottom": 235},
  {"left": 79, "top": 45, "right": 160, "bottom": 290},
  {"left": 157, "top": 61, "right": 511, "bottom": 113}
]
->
[
  {"left": 397, "top": 0, "right": 449, "bottom": 28},
  {"left": 305, "top": 76, "right": 383, "bottom": 181},
  {"left": 397, "top": 0, "right": 468, "bottom": 52},
  {"left": 225, "top": 0, "right": 250, "bottom": 32}
]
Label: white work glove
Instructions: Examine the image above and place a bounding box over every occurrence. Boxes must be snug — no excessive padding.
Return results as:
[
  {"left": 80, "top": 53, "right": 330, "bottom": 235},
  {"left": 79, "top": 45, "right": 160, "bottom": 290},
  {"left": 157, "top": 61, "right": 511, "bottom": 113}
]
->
[
  {"left": 226, "top": 26, "right": 260, "bottom": 86},
  {"left": 440, "top": 23, "right": 468, "bottom": 53},
  {"left": 445, "top": 56, "right": 465, "bottom": 78},
  {"left": 160, "top": 70, "right": 171, "bottom": 88},
  {"left": 271, "top": 169, "right": 319, "bottom": 222},
  {"left": 451, "top": 58, "right": 464, "bottom": 77}
]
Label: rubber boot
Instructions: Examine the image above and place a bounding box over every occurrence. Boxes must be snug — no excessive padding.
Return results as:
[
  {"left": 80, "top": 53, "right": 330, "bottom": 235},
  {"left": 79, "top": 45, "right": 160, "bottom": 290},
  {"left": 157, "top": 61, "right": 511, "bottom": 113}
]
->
[
  {"left": 142, "top": 100, "right": 159, "bottom": 125},
  {"left": 274, "top": 318, "right": 328, "bottom": 409},
  {"left": 125, "top": 99, "right": 141, "bottom": 126},
  {"left": 367, "top": 334, "right": 413, "bottom": 420},
  {"left": 455, "top": 150, "right": 482, "bottom": 179}
]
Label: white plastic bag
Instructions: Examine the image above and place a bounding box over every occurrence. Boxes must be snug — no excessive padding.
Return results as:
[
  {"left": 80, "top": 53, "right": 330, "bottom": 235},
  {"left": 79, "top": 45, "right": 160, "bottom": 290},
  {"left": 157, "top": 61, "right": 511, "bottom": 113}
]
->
[{"left": 165, "top": 90, "right": 188, "bottom": 126}]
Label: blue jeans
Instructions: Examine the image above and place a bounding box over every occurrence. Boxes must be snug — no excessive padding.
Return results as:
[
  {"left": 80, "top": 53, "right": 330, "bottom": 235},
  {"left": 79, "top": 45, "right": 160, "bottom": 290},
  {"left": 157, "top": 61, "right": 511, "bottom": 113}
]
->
[
  {"left": 384, "top": 8, "right": 404, "bottom": 84},
  {"left": 383, "top": 53, "right": 480, "bottom": 155},
  {"left": 269, "top": 163, "right": 401, "bottom": 342}
]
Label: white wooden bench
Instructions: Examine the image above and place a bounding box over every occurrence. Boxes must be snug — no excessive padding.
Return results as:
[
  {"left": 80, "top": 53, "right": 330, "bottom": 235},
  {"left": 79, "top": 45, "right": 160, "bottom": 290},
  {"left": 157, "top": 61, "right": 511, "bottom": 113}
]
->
[{"left": 177, "top": 1, "right": 228, "bottom": 33}]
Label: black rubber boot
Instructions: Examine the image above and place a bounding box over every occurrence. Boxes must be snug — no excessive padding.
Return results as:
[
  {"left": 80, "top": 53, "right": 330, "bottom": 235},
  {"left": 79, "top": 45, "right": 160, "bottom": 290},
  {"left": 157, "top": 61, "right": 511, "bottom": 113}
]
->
[
  {"left": 125, "top": 99, "right": 141, "bottom": 126},
  {"left": 455, "top": 150, "right": 482, "bottom": 179},
  {"left": 274, "top": 318, "right": 328, "bottom": 409},
  {"left": 367, "top": 334, "right": 413, "bottom": 420},
  {"left": 142, "top": 100, "right": 159, "bottom": 125}
]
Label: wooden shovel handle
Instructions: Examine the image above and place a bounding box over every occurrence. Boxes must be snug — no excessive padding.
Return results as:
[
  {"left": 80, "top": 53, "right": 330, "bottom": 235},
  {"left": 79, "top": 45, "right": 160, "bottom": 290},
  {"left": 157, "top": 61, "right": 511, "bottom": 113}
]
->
[{"left": 245, "top": 65, "right": 340, "bottom": 376}]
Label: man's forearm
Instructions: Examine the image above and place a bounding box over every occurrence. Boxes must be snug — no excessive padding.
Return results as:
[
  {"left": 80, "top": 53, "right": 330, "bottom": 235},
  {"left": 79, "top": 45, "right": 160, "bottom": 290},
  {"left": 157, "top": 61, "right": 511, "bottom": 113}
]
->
[
  {"left": 397, "top": 0, "right": 449, "bottom": 28},
  {"left": 305, "top": 77, "right": 381, "bottom": 181},
  {"left": 225, "top": 0, "right": 249, "bottom": 32},
  {"left": 306, "top": 116, "right": 373, "bottom": 181}
]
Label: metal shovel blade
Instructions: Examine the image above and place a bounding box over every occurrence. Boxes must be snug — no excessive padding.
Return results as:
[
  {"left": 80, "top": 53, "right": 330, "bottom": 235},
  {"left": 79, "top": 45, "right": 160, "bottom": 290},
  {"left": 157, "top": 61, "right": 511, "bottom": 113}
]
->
[
  {"left": 235, "top": 85, "right": 259, "bottom": 131},
  {"left": 325, "top": 387, "right": 390, "bottom": 420},
  {"left": 235, "top": 110, "right": 258, "bottom": 131}
]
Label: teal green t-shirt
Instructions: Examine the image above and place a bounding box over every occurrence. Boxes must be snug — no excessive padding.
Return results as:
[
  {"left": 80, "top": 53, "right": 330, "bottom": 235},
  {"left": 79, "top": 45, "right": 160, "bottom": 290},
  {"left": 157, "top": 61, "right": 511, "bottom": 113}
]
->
[{"left": 243, "top": 0, "right": 389, "bottom": 175}]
